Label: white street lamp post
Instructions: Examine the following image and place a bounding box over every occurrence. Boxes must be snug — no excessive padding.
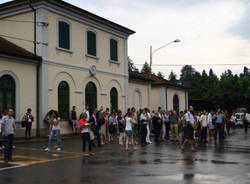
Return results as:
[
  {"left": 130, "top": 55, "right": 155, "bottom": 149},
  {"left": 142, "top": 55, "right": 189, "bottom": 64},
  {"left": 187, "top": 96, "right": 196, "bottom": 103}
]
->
[{"left": 148, "top": 39, "right": 180, "bottom": 110}]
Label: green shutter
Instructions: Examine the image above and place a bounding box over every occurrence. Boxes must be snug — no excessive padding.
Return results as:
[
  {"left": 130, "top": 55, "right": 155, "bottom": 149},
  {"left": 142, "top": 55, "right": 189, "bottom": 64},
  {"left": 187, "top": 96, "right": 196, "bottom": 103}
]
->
[
  {"left": 110, "top": 39, "right": 118, "bottom": 61},
  {"left": 58, "top": 81, "right": 69, "bottom": 119},
  {"left": 59, "top": 21, "right": 70, "bottom": 50},
  {"left": 87, "top": 31, "right": 96, "bottom": 56}
]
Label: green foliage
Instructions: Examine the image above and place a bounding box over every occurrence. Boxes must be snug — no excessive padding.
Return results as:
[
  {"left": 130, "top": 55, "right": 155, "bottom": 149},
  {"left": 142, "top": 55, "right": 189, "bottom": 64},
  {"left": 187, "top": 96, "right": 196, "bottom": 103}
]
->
[
  {"left": 168, "top": 70, "right": 177, "bottom": 81},
  {"left": 141, "top": 61, "right": 151, "bottom": 73},
  {"left": 157, "top": 71, "right": 165, "bottom": 79},
  {"left": 186, "top": 66, "right": 250, "bottom": 112},
  {"left": 128, "top": 57, "right": 139, "bottom": 73}
]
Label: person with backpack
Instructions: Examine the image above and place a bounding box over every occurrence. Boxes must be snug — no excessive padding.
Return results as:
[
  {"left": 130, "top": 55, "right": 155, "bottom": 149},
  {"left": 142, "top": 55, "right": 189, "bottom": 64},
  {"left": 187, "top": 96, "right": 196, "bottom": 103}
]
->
[
  {"left": 96, "top": 106, "right": 105, "bottom": 146},
  {"left": 22, "top": 108, "right": 34, "bottom": 140}
]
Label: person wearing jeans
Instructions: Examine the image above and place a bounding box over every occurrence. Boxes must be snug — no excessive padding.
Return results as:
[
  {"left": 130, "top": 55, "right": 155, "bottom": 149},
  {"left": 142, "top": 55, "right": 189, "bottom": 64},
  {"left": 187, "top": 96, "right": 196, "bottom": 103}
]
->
[
  {"left": 214, "top": 108, "right": 225, "bottom": 142},
  {"left": 22, "top": 108, "right": 34, "bottom": 140},
  {"left": 1, "top": 109, "right": 16, "bottom": 163},
  {"left": 45, "top": 110, "right": 62, "bottom": 151}
]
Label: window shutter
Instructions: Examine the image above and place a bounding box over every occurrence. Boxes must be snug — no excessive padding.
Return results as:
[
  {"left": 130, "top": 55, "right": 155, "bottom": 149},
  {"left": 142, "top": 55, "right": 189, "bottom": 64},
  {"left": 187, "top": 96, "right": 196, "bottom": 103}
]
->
[
  {"left": 110, "top": 39, "right": 118, "bottom": 61},
  {"left": 87, "top": 31, "right": 96, "bottom": 56},
  {"left": 59, "top": 21, "right": 70, "bottom": 50}
]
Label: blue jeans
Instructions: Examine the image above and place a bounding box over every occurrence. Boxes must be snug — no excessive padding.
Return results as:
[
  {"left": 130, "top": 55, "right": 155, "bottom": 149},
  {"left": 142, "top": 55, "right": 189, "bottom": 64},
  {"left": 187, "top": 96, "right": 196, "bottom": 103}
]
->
[
  {"left": 4, "top": 134, "right": 14, "bottom": 162},
  {"left": 48, "top": 130, "right": 62, "bottom": 149}
]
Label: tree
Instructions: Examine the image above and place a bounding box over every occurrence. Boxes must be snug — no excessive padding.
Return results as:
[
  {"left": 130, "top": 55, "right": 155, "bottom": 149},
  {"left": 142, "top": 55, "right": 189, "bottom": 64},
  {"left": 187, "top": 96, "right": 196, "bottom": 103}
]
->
[
  {"left": 180, "top": 65, "right": 196, "bottom": 81},
  {"left": 128, "top": 57, "right": 139, "bottom": 73},
  {"left": 141, "top": 61, "right": 151, "bottom": 73},
  {"left": 168, "top": 70, "right": 177, "bottom": 81},
  {"left": 243, "top": 66, "right": 250, "bottom": 76},
  {"left": 209, "top": 68, "right": 215, "bottom": 77},
  {"left": 157, "top": 71, "right": 165, "bottom": 79}
]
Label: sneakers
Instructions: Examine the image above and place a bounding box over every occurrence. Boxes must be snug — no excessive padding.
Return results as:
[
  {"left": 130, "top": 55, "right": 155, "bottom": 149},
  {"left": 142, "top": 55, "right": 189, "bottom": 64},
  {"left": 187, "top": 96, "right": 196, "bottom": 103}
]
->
[
  {"left": 45, "top": 147, "right": 50, "bottom": 151},
  {"left": 56, "top": 148, "right": 61, "bottom": 151}
]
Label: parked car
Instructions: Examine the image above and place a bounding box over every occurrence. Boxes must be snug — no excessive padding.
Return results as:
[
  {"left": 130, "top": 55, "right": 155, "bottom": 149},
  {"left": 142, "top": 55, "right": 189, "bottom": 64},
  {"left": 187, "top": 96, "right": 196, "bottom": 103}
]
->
[{"left": 235, "top": 113, "right": 250, "bottom": 127}]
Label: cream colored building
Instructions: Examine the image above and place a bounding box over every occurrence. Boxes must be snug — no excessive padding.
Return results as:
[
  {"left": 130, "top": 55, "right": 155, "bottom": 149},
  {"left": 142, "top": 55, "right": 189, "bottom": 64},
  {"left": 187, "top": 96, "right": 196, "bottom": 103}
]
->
[
  {"left": 0, "top": 0, "right": 134, "bottom": 135},
  {"left": 129, "top": 72, "right": 188, "bottom": 113},
  {"left": 0, "top": 0, "right": 188, "bottom": 136}
]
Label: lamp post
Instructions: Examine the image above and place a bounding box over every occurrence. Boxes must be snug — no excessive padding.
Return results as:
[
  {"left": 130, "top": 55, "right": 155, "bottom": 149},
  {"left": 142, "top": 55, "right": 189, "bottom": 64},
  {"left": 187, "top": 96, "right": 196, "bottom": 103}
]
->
[
  {"left": 149, "top": 39, "right": 180, "bottom": 75},
  {"left": 148, "top": 39, "right": 180, "bottom": 110}
]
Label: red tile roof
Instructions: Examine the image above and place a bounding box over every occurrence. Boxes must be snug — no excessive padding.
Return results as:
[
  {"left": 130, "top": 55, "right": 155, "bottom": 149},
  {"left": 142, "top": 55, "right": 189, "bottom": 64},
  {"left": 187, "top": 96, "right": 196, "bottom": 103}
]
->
[
  {"left": 0, "top": 37, "right": 42, "bottom": 62},
  {"left": 129, "top": 72, "right": 188, "bottom": 89}
]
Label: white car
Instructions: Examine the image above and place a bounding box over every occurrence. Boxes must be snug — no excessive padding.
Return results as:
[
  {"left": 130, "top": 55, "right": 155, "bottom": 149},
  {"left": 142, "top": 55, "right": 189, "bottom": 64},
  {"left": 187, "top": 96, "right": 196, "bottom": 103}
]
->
[{"left": 235, "top": 113, "right": 250, "bottom": 127}]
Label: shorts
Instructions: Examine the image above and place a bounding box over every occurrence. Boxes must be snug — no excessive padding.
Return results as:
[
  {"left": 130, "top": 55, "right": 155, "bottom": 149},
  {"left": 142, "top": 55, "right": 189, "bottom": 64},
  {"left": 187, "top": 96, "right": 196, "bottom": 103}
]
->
[
  {"left": 100, "top": 124, "right": 106, "bottom": 135},
  {"left": 72, "top": 120, "right": 78, "bottom": 128},
  {"left": 125, "top": 130, "right": 133, "bottom": 137}
]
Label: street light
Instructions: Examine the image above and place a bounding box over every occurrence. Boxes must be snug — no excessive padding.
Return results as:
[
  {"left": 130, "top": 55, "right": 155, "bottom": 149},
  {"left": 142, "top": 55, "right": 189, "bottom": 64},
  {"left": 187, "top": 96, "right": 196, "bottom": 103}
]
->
[
  {"left": 148, "top": 39, "right": 180, "bottom": 110},
  {"left": 150, "top": 39, "right": 181, "bottom": 71}
]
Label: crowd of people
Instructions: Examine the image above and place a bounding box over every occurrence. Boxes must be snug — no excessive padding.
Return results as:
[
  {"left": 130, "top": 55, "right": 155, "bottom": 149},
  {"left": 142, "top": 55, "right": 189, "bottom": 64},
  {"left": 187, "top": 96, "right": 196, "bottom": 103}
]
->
[{"left": 0, "top": 105, "right": 249, "bottom": 162}]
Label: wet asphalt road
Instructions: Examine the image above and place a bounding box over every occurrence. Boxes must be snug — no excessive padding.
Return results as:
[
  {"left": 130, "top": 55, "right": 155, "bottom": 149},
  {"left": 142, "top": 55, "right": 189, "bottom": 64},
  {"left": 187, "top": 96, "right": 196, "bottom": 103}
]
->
[{"left": 0, "top": 129, "right": 250, "bottom": 184}]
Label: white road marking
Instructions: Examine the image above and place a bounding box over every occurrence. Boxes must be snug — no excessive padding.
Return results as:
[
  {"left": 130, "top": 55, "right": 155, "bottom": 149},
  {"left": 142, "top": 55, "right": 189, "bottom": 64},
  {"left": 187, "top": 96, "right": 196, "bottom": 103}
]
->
[{"left": 0, "top": 161, "right": 27, "bottom": 171}]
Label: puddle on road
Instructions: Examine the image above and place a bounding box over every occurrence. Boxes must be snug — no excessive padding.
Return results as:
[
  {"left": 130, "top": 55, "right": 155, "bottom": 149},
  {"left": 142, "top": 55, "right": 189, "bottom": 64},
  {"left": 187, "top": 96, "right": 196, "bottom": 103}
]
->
[
  {"left": 211, "top": 160, "right": 238, "bottom": 165},
  {"left": 156, "top": 174, "right": 231, "bottom": 183}
]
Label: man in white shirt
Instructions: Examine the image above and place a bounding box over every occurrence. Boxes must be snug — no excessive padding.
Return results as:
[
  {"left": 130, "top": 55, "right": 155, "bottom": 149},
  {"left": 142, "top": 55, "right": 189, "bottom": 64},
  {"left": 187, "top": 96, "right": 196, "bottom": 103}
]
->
[
  {"left": 200, "top": 110, "right": 208, "bottom": 143},
  {"left": 181, "top": 106, "right": 195, "bottom": 152},
  {"left": 146, "top": 108, "right": 152, "bottom": 144},
  {"left": 83, "top": 105, "right": 90, "bottom": 121}
]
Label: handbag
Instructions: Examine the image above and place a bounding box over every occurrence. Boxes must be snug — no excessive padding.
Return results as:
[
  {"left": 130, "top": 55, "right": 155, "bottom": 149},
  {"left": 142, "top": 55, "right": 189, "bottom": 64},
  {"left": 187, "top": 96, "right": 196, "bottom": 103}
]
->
[{"left": 21, "top": 120, "right": 27, "bottom": 128}]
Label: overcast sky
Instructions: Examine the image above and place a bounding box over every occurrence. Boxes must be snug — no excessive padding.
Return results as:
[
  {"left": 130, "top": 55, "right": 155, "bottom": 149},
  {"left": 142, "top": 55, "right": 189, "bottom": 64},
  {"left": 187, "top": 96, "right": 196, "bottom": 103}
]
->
[{"left": 1, "top": 0, "right": 250, "bottom": 78}]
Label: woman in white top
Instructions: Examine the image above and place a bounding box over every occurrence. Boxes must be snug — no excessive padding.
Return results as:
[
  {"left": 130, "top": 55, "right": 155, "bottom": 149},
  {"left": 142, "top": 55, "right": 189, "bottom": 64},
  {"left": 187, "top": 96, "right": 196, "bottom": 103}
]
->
[
  {"left": 45, "top": 110, "right": 62, "bottom": 151},
  {"left": 200, "top": 110, "right": 208, "bottom": 143},
  {"left": 125, "top": 112, "right": 136, "bottom": 151},
  {"left": 230, "top": 112, "right": 237, "bottom": 133}
]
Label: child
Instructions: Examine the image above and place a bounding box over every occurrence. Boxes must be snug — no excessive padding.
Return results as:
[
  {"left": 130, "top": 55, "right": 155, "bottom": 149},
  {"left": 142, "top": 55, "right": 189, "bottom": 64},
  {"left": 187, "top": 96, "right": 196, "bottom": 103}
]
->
[{"left": 78, "top": 113, "right": 91, "bottom": 152}]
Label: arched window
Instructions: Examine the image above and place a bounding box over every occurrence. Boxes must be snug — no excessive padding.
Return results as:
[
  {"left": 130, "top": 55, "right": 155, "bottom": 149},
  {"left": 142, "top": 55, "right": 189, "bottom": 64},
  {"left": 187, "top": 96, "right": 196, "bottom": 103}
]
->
[
  {"left": 0, "top": 75, "right": 15, "bottom": 113},
  {"left": 87, "top": 30, "right": 97, "bottom": 56},
  {"left": 58, "top": 20, "right": 71, "bottom": 50},
  {"left": 173, "top": 95, "right": 179, "bottom": 113},
  {"left": 85, "top": 82, "right": 97, "bottom": 114},
  {"left": 58, "top": 81, "right": 69, "bottom": 119},
  {"left": 110, "top": 87, "right": 118, "bottom": 111}
]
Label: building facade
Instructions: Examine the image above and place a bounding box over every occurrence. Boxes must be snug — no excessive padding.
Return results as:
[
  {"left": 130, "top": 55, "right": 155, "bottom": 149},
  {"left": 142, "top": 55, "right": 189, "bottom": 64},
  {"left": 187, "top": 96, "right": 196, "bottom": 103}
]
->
[
  {"left": 0, "top": 0, "right": 188, "bottom": 136},
  {"left": 0, "top": 0, "right": 135, "bottom": 135}
]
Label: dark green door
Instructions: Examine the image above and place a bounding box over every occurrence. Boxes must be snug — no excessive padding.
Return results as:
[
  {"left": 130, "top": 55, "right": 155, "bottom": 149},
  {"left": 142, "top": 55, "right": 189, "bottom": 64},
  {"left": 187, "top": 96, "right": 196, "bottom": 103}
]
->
[
  {"left": 0, "top": 75, "right": 15, "bottom": 113},
  {"left": 173, "top": 95, "right": 179, "bottom": 114},
  {"left": 85, "top": 82, "right": 97, "bottom": 115},
  {"left": 58, "top": 81, "right": 69, "bottom": 120},
  {"left": 110, "top": 87, "right": 118, "bottom": 112}
]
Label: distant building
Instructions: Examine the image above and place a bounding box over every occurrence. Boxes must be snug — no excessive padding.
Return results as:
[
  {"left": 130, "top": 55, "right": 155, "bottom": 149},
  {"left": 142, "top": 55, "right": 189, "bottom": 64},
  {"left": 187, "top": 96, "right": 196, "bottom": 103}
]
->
[{"left": 129, "top": 72, "right": 188, "bottom": 113}]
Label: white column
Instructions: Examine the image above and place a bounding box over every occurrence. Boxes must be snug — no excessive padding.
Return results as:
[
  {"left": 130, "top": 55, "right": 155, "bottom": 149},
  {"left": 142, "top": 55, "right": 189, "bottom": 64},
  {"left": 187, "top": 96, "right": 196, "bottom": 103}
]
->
[
  {"left": 124, "top": 38, "right": 129, "bottom": 110},
  {"left": 160, "top": 87, "right": 166, "bottom": 110},
  {"left": 36, "top": 8, "right": 49, "bottom": 130}
]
